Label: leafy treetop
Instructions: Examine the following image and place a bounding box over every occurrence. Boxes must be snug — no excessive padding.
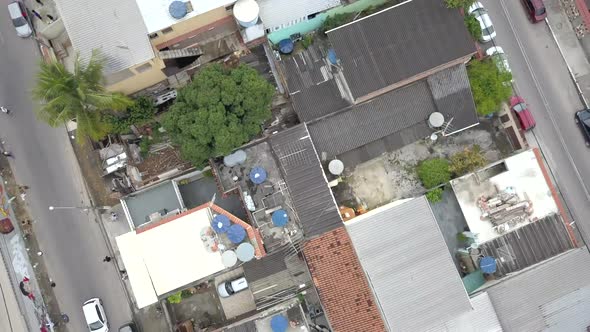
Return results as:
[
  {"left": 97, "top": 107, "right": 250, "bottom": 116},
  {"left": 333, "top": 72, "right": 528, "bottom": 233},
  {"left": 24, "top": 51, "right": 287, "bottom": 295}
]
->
[
  {"left": 467, "top": 59, "right": 513, "bottom": 116},
  {"left": 104, "top": 96, "right": 156, "bottom": 134},
  {"left": 449, "top": 145, "right": 487, "bottom": 176},
  {"left": 417, "top": 158, "right": 451, "bottom": 189},
  {"left": 162, "top": 64, "right": 275, "bottom": 167},
  {"left": 33, "top": 50, "right": 133, "bottom": 142}
]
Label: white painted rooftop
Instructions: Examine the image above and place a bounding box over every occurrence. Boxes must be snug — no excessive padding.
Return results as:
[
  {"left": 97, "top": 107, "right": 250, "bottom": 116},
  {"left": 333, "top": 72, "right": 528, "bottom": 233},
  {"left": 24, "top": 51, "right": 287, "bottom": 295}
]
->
[
  {"left": 117, "top": 207, "right": 226, "bottom": 308},
  {"left": 135, "top": 0, "right": 237, "bottom": 34},
  {"left": 451, "top": 149, "right": 558, "bottom": 244}
]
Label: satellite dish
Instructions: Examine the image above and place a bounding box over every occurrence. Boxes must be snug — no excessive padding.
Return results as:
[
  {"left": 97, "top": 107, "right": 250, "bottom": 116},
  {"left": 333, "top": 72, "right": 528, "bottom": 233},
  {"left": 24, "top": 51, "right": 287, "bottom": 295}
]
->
[
  {"left": 328, "top": 159, "right": 344, "bottom": 175},
  {"left": 428, "top": 112, "right": 445, "bottom": 128},
  {"left": 430, "top": 133, "right": 438, "bottom": 141}
]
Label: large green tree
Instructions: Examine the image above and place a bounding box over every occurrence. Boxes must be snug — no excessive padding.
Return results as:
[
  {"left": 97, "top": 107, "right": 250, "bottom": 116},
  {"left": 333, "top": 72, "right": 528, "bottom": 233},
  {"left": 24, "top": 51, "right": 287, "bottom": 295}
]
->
[
  {"left": 467, "top": 59, "right": 512, "bottom": 116},
  {"left": 33, "top": 51, "right": 133, "bottom": 142},
  {"left": 162, "top": 64, "right": 275, "bottom": 167}
]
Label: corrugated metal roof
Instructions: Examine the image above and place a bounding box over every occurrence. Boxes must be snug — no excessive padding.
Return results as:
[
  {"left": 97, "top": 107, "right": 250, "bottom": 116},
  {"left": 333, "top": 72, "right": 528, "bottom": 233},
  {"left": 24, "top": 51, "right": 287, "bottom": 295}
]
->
[
  {"left": 485, "top": 248, "right": 590, "bottom": 331},
  {"left": 269, "top": 124, "right": 342, "bottom": 239},
  {"left": 427, "top": 292, "right": 503, "bottom": 332},
  {"left": 258, "top": 0, "right": 341, "bottom": 30},
  {"left": 223, "top": 320, "right": 256, "bottom": 332},
  {"left": 55, "top": 0, "right": 155, "bottom": 74},
  {"left": 327, "top": 0, "right": 475, "bottom": 99},
  {"left": 243, "top": 252, "right": 287, "bottom": 282},
  {"left": 427, "top": 64, "right": 479, "bottom": 132},
  {"left": 307, "top": 64, "right": 478, "bottom": 159},
  {"left": 479, "top": 214, "right": 574, "bottom": 277},
  {"left": 345, "top": 196, "right": 472, "bottom": 331},
  {"left": 308, "top": 79, "right": 436, "bottom": 158}
]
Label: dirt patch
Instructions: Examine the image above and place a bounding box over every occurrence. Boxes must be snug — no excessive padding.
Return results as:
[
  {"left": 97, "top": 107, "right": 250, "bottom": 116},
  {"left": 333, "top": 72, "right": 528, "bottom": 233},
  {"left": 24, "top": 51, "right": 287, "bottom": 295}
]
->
[
  {"left": 344, "top": 126, "right": 505, "bottom": 209},
  {"left": 69, "top": 140, "right": 118, "bottom": 207},
  {"left": 0, "top": 158, "right": 66, "bottom": 331},
  {"left": 135, "top": 146, "right": 192, "bottom": 184}
]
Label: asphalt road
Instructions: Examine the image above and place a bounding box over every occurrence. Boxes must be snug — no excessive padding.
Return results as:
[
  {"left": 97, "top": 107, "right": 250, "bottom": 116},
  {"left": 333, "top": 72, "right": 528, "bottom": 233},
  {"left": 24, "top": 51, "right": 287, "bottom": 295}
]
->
[
  {"left": 480, "top": 0, "right": 590, "bottom": 243},
  {"left": 0, "top": 17, "right": 132, "bottom": 332}
]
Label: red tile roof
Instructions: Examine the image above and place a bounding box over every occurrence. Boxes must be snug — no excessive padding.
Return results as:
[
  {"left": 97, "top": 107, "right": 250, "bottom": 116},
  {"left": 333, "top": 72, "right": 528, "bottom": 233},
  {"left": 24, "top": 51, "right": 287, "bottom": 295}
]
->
[{"left": 304, "top": 227, "right": 386, "bottom": 332}]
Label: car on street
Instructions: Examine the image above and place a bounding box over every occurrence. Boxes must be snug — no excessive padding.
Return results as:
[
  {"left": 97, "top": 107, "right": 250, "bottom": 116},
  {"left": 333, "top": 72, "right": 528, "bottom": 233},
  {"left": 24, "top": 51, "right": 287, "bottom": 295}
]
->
[
  {"left": 7, "top": 1, "right": 32, "bottom": 38},
  {"left": 468, "top": 2, "right": 496, "bottom": 42},
  {"left": 217, "top": 277, "right": 249, "bottom": 298},
  {"left": 486, "top": 46, "right": 511, "bottom": 74},
  {"left": 575, "top": 109, "right": 590, "bottom": 146},
  {"left": 83, "top": 298, "right": 109, "bottom": 332},
  {"left": 510, "top": 96, "right": 536, "bottom": 131},
  {"left": 521, "top": 0, "right": 546, "bottom": 23}
]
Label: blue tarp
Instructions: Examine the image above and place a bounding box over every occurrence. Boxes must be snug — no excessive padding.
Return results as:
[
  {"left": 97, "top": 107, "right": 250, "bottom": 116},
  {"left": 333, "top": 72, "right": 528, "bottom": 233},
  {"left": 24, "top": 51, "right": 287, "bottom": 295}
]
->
[
  {"left": 328, "top": 49, "right": 338, "bottom": 64},
  {"left": 480, "top": 256, "right": 497, "bottom": 274}
]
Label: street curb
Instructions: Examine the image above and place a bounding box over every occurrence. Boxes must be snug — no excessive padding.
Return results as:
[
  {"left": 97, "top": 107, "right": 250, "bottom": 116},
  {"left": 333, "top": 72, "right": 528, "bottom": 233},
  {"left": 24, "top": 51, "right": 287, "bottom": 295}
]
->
[{"left": 545, "top": 16, "right": 590, "bottom": 108}]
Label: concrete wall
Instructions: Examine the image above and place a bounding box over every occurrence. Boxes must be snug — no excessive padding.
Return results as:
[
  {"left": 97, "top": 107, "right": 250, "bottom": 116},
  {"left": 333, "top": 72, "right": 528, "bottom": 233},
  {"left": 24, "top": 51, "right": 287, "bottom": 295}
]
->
[
  {"left": 267, "top": 0, "right": 389, "bottom": 44},
  {"left": 106, "top": 58, "right": 167, "bottom": 95},
  {"left": 150, "top": 7, "right": 231, "bottom": 48}
]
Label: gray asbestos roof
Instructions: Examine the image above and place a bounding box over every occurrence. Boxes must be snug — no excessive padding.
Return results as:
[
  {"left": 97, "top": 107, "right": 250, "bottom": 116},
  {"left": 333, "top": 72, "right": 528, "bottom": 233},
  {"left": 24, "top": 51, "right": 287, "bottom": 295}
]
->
[
  {"left": 122, "top": 181, "right": 183, "bottom": 228},
  {"left": 485, "top": 248, "right": 590, "bottom": 331},
  {"left": 327, "top": 0, "right": 475, "bottom": 99},
  {"left": 308, "top": 64, "right": 479, "bottom": 159},
  {"left": 54, "top": 0, "right": 154, "bottom": 74},
  {"left": 269, "top": 124, "right": 342, "bottom": 239},
  {"left": 345, "top": 196, "right": 472, "bottom": 331},
  {"left": 427, "top": 292, "right": 502, "bottom": 332}
]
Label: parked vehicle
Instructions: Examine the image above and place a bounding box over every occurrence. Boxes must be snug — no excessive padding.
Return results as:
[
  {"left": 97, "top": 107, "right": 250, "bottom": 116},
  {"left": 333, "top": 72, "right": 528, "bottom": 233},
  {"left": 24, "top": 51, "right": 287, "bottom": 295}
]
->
[
  {"left": 575, "top": 109, "right": 590, "bottom": 146},
  {"left": 83, "top": 298, "right": 109, "bottom": 332},
  {"left": 510, "top": 96, "right": 536, "bottom": 131},
  {"left": 217, "top": 277, "right": 248, "bottom": 298},
  {"left": 468, "top": 2, "right": 496, "bottom": 42},
  {"left": 7, "top": 1, "right": 32, "bottom": 38},
  {"left": 486, "top": 46, "right": 511, "bottom": 74},
  {"left": 118, "top": 322, "right": 137, "bottom": 332},
  {"left": 521, "top": 0, "right": 546, "bottom": 23}
]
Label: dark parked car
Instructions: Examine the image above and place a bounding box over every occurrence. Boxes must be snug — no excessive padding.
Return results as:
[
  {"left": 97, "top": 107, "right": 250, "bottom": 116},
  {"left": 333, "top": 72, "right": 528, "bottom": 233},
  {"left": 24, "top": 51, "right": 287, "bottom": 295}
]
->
[
  {"left": 575, "top": 109, "right": 590, "bottom": 146},
  {"left": 510, "top": 96, "right": 536, "bottom": 131},
  {"left": 521, "top": 0, "right": 546, "bottom": 23}
]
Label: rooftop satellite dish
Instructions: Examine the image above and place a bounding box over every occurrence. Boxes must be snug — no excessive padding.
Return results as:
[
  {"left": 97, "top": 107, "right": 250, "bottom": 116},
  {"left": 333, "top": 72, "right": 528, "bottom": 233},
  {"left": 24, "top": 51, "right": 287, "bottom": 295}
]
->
[
  {"left": 328, "top": 159, "right": 344, "bottom": 175},
  {"left": 430, "top": 133, "right": 438, "bottom": 141},
  {"left": 428, "top": 112, "right": 445, "bottom": 128}
]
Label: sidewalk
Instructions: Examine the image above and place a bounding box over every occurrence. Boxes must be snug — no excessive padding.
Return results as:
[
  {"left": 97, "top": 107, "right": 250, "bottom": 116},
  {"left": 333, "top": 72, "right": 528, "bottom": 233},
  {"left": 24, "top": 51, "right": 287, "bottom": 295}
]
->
[
  {"left": 546, "top": 0, "right": 590, "bottom": 107},
  {"left": 100, "top": 205, "right": 172, "bottom": 332},
  {"left": 0, "top": 175, "right": 52, "bottom": 331}
]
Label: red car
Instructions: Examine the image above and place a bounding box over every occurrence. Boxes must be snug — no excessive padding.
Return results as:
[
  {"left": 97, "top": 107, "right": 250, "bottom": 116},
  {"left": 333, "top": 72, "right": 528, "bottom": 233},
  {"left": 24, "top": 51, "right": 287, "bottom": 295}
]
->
[
  {"left": 510, "top": 96, "right": 536, "bottom": 131},
  {"left": 521, "top": 0, "right": 546, "bottom": 23}
]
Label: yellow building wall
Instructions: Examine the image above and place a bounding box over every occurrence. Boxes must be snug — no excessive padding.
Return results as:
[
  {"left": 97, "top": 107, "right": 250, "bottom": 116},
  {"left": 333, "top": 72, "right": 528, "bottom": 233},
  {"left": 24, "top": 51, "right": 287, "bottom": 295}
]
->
[
  {"left": 149, "top": 7, "right": 231, "bottom": 47},
  {"left": 106, "top": 58, "right": 167, "bottom": 95}
]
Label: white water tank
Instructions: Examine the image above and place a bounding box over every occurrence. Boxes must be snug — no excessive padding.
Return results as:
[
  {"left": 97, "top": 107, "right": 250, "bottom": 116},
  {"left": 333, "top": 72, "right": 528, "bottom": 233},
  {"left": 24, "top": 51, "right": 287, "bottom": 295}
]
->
[{"left": 233, "top": 0, "right": 259, "bottom": 27}]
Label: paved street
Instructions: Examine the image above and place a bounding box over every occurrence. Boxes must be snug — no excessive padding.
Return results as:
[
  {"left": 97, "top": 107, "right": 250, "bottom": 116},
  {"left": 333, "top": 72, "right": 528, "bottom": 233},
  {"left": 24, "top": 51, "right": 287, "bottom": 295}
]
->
[
  {"left": 0, "top": 15, "right": 132, "bottom": 332},
  {"left": 480, "top": 0, "right": 590, "bottom": 243}
]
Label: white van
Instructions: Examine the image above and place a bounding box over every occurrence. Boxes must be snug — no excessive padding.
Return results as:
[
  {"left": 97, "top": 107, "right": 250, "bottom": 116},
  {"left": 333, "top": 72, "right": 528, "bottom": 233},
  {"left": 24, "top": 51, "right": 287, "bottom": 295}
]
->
[{"left": 217, "top": 277, "right": 248, "bottom": 298}]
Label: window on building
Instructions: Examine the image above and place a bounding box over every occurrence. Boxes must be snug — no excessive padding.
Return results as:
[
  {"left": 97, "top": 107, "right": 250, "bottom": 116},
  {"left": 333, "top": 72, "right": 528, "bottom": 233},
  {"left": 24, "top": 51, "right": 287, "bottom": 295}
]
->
[
  {"left": 308, "top": 12, "right": 319, "bottom": 19},
  {"left": 225, "top": 4, "right": 234, "bottom": 11},
  {"left": 148, "top": 33, "right": 158, "bottom": 39},
  {"left": 265, "top": 28, "right": 271, "bottom": 34},
  {"left": 161, "top": 27, "right": 173, "bottom": 34},
  {"left": 135, "top": 62, "right": 153, "bottom": 74}
]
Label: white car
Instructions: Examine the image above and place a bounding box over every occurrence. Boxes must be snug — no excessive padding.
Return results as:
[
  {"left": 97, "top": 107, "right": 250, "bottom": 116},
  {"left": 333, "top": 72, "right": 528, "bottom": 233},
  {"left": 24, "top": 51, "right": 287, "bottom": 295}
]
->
[
  {"left": 217, "top": 277, "right": 249, "bottom": 298},
  {"left": 485, "top": 46, "right": 511, "bottom": 74},
  {"left": 7, "top": 2, "right": 32, "bottom": 38},
  {"left": 83, "top": 298, "right": 109, "bottom": 332},
  {"left": 468, "top": 2, "right": 496, "bottom": 42}
]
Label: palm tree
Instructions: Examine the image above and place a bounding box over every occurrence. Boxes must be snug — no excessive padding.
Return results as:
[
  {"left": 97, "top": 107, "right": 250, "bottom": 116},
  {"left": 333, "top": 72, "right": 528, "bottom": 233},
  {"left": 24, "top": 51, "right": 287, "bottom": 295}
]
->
[{"left": 33, "top": 50, "right": 133, "bottom": 142}]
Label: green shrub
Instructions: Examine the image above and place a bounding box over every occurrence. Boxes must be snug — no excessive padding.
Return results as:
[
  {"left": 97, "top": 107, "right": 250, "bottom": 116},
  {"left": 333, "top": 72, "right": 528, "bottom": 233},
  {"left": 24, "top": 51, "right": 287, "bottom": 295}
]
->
[
  {"left": 449, "top": 145, "right": 487, "bottom": 176},
  {"left": 467, "top": 59, "right": 513, "bottom": 116},
  {"left": 417, "top": 158, "right": 451, "bottom": 189},
  {"left": 426, "top": 188, "right": 444, "bottom": 203},
  {"left": 464, "top": 14, "right": 482, "bottom": 41},
  {"left": 181, "top": 290, "right": 193, "bottom": 299},
  {"left": 320, "top": 13, "right": 355, "bottom": 35},
  {"left": 139, "top": 139, "right": 150, "bottom": 158},
  {"left": 445, "top": 0, "right": 475, "bottom": 9},
  {"left": 167, "top": 291, "right": 182, "bottom": 304},
  {"left": 301, "top": 34, "right": 313, "bottom": 49},
  {"left": 104, "top": 96, "right": 156, "bottom": 134}
]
